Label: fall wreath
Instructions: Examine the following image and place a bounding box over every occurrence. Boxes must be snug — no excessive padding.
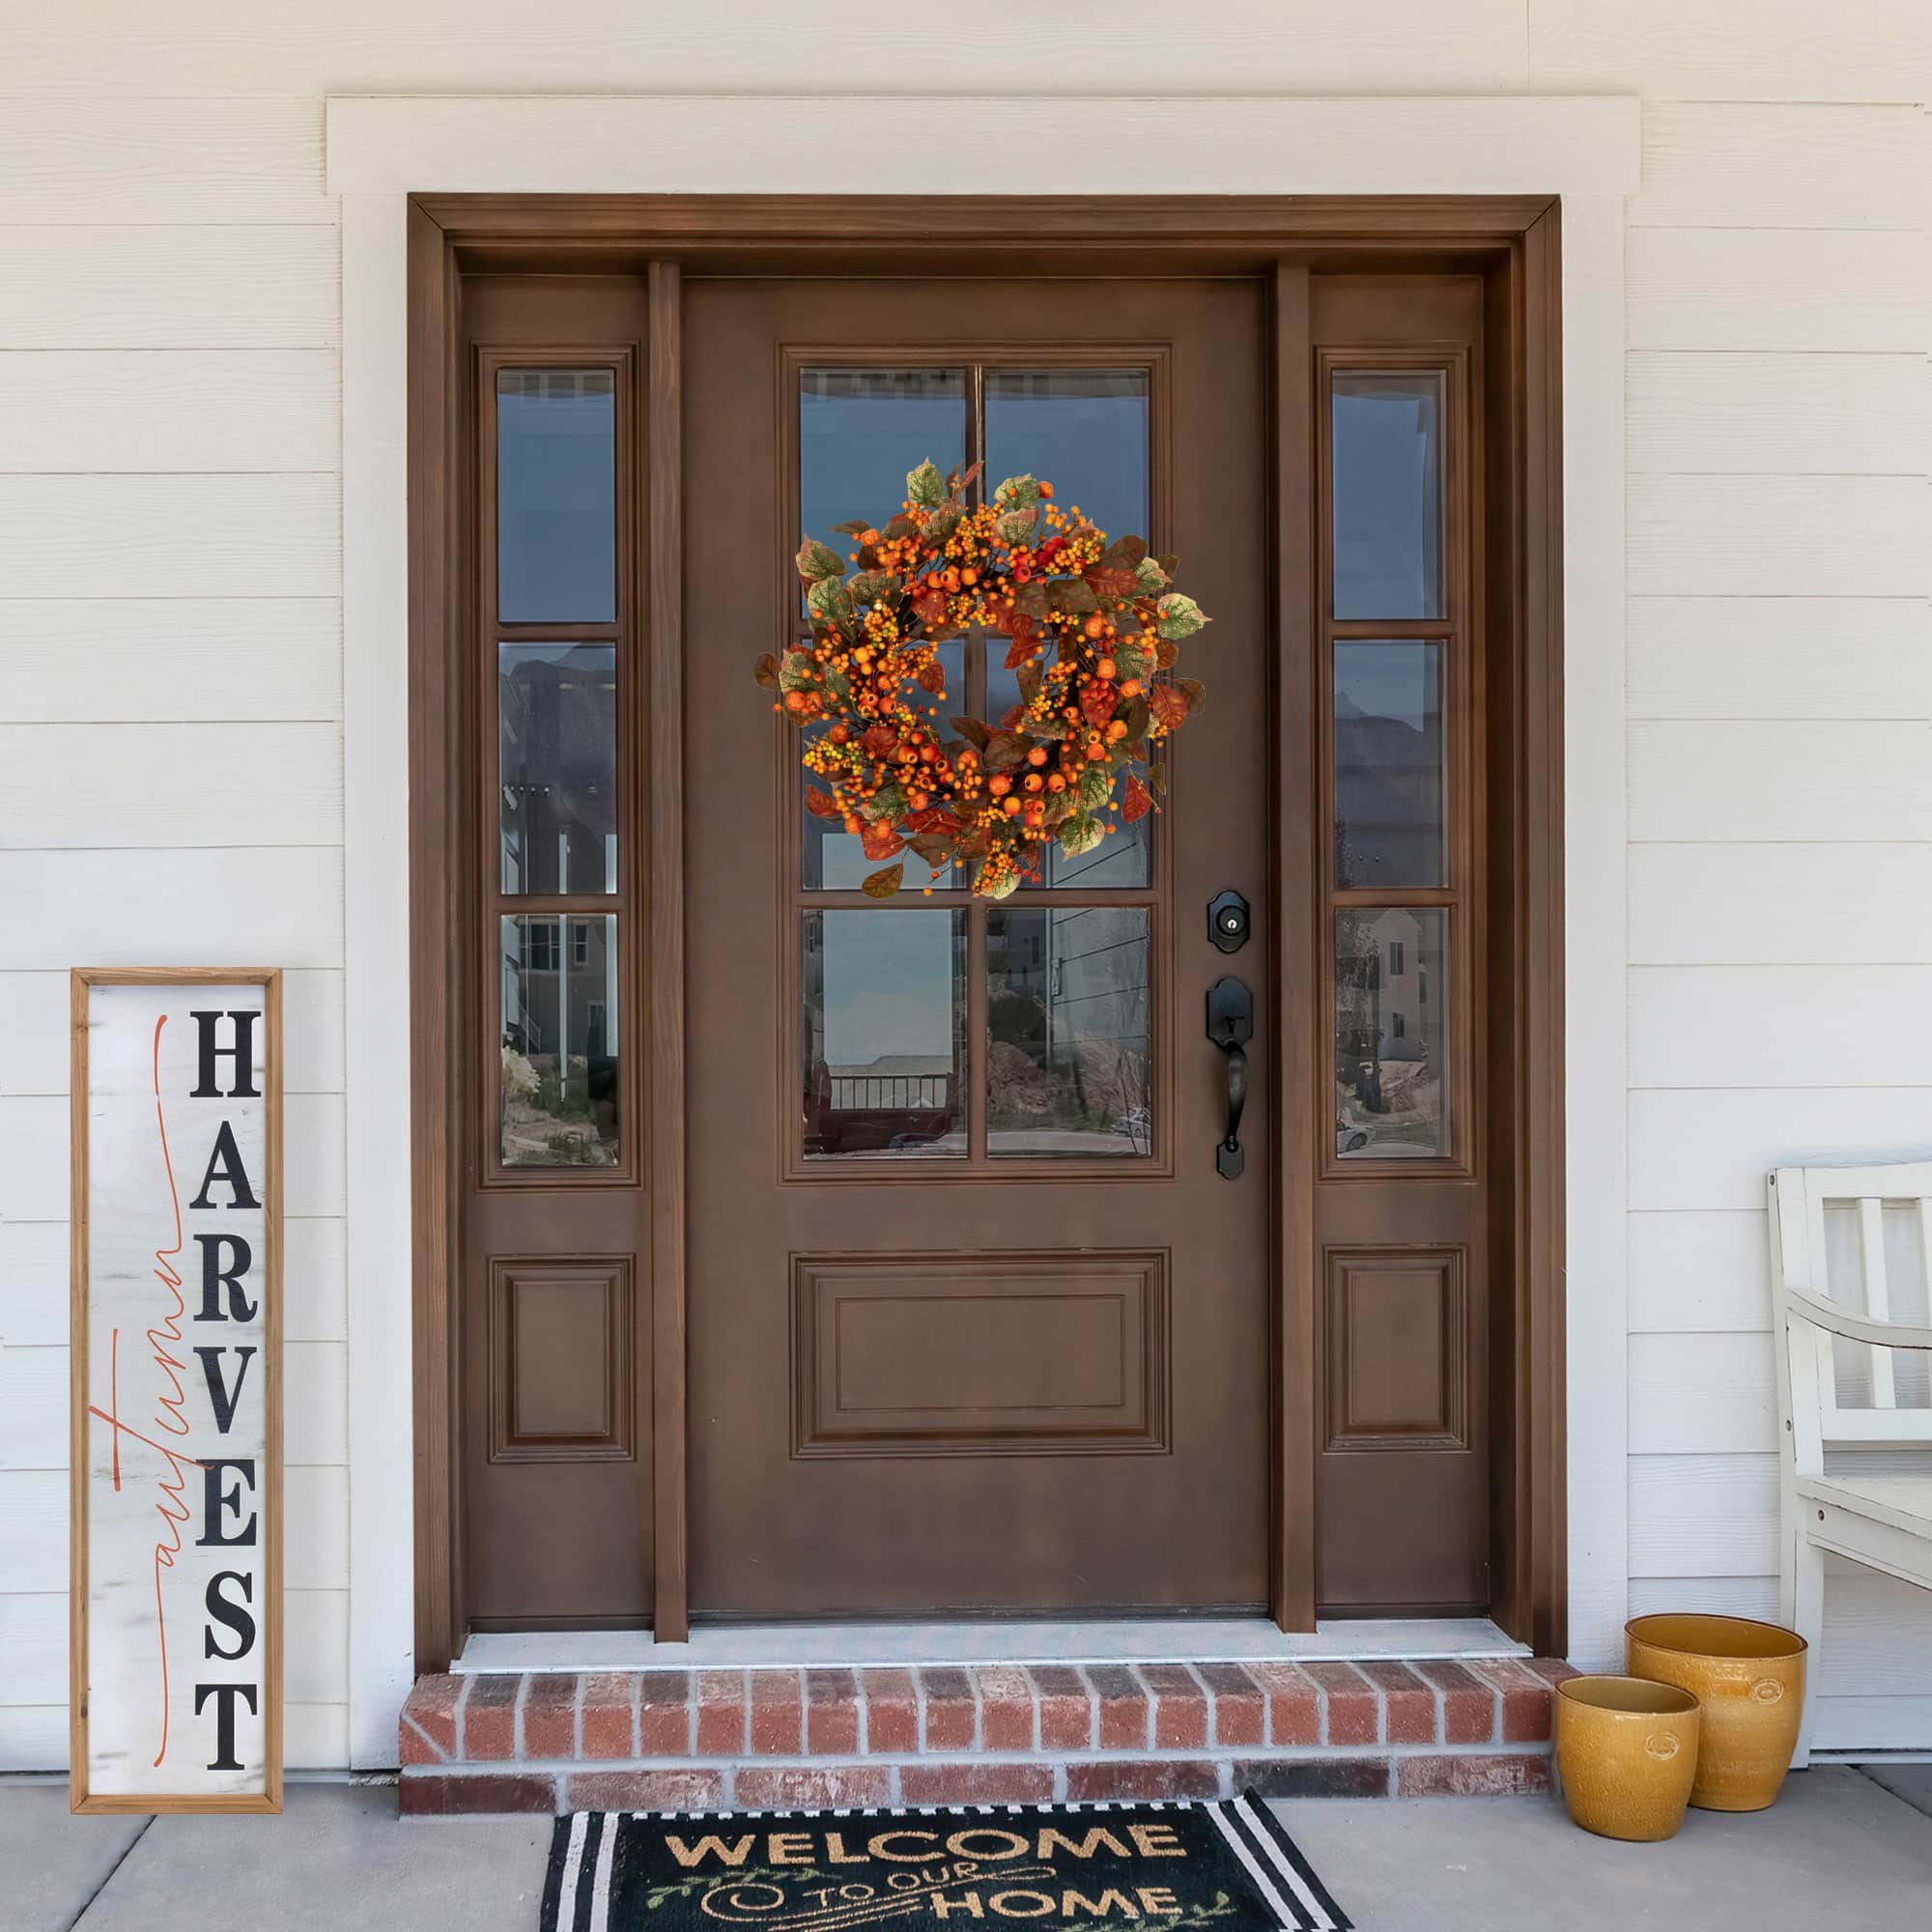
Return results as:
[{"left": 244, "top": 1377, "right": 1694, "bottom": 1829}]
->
[{"left": 754, "top": 458, "right": 1208, "bottom": 899}]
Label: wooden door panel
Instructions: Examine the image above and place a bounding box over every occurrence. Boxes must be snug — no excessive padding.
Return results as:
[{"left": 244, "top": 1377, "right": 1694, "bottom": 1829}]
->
[{"left": 684, "top": 275, "right": 1271, "bottom": 1616}]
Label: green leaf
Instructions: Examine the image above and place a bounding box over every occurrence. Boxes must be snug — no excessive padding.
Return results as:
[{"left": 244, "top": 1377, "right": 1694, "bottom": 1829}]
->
[
  {"left": 997, "top": 506, "right": 1040, "bottom": 548},
  {"left": 862, "top": 863, "right": 904, "bottom": 900},
  {"left": 994, "top": 473, "right": 1041, "bottom": 508},
  {"left": 1135, "top": 555, "right": 1171, "bottom": 594},
  {"left": 1077, "top": 762, "right": 1112, "bottom": 810},
  {"left": 795, "top": 537, "right": 845, "bottom": 582},
  {"left": 923, "top": 503, "right": 964, "bottom": 545},
  {"left": 981, "top": 864, "right": 1021, "bottom": 900},
  {"left": 1155, "top": 592, "right": 1208, "bottom": 640},
  {"left": 906, "top": 458, "right": 946, "bottom": 507},
  {"left": 777, "top": 650, "right": 816, "bottom": 694},
  {"left": 1059, "top": 813, "right": 1104, "bottom": 859},
  {"left": 864, "top": 782, "right": 908, "bottom": 822},
  {"left": 847, "top": 571, "right": 900, "bottom": 604},
  {"left": 1113, "top": 639, "right": 1156, "bottom": 685},
  {"left": 807, "top": 577, "right": 853, "bottom": 626}
]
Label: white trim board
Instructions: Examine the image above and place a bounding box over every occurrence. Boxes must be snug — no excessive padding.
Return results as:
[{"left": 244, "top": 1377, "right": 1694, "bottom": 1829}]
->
[
  {"left": 325, "top": 94, "right": 1639, "bottom": 199},
  {"left": 332, "top": 93, "right": 1636, "bottom": 1765}
]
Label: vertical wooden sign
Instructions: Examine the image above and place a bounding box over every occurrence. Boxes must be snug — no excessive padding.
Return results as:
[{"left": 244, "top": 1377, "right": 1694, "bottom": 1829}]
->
[{"left": 70, "top": 969, "right": 282, "bottom": 1814}]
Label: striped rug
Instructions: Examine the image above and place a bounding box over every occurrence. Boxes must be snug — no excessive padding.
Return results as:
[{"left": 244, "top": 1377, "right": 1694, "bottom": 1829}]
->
[{"left": 542, "top": 1794, "right": 1350, "bottom": 1932}]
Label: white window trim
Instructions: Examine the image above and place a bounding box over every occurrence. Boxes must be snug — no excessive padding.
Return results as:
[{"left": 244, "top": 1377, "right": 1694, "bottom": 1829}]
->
[{"left": 329, "top": 93, "right": 1639, "bottom": 1768}]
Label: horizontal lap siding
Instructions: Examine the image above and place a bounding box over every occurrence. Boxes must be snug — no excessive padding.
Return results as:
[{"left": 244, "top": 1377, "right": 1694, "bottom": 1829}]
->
[
  {"left": 1617, "top": 82, "right": 1931, "bottom": 1755},
  {"left": 0, "top": 93, "right": 348, "bottom": 1771}
]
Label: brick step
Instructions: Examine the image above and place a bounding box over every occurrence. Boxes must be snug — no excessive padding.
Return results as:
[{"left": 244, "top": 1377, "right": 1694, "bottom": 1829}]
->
[{"left": 399, "top": 1657, "right": 1577, "bottom": 1814}]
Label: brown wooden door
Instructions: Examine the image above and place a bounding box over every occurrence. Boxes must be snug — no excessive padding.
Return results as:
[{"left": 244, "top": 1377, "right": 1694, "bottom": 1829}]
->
[{"left": 683, "top": 277, "right": 1273, "bottom": 1614}]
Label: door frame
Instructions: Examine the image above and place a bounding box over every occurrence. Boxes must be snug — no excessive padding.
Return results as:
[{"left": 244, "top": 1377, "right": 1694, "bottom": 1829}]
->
[{"left": 404, "top": 194, "right": 1567, "bottom": 1666}]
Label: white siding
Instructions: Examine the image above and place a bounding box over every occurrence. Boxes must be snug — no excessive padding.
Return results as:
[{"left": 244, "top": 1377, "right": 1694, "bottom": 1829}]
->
[
  {"left": 1619, "top": 55, "right": 1932, "bottom": 1758},
  {"left": 0, "top": 2, "right": 1927, "bottom": 1773}
]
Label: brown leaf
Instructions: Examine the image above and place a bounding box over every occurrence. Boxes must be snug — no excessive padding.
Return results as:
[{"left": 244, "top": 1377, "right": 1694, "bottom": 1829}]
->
[
  {"left": 984, "top": 730, "right": 1030, "bottom": 772},
  {"left": 860, "top": 724, "right": 899, "bottom": 759},
  {"left": 803, "top": 786, "right": 842, "bottom": 820},
  {"left": 907, "top": 807, "right": 962, "bottom": 838},
  {"left": 912, "top": 583, "right": 951, "bottom": 628},
  {"left": 1149, "top": 683, "right": 1189, "bottom": 730},
  {"left": 1122, "top": 776, "right": 1152, "bottom": 824},
  {"left": 1004, "top": 632, "right": 1042, "bottom": 670},
  {"left": 753, "top": 652, "right": 781, "bottom": 691},
  {"left": 1047, "top": 576, "right": 1099, "bottom": 614},
  {"left": 1154, "top": 636, "right": 1180, "bottom": 669},
  {"left": 1010, "top": 580, "right": 1048, "bottom": 619},
  {"left": 1083, "top": 563, "right": 1141, "bottom": 598},
  {"left": 1176, "top": 677, "right": 1207, "bottom": 715},
  {"left": 950, "top": 715, "right": 991, "bottom": 752},
  {"left": 860, "top": 822, "right": 905, "bottom": 862},
  {"left": 915, "top": 657, "right": 946, "bottom": 694},
  {"left": 861, "top": 863, "right": 904, "bottom": 900},
  {"left": 1102, "top": 533, "right": 1149, "bottom": 570},
  {"left": 907, "top": 834, "right": 954, "bottom": 868}
]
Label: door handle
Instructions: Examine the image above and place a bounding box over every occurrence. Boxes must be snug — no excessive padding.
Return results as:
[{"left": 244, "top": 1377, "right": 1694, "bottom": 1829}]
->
[{"left": 1206, "top": 976, "right": 1253, "bottom": 1180}]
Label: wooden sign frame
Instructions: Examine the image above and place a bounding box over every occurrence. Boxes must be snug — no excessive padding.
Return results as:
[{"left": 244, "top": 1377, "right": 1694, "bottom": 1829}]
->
[{"left": 70, "top": 967, "right": 283, "bottom": 1814}]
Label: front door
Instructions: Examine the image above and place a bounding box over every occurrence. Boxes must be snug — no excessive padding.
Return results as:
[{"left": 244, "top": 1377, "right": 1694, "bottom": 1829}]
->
[
  {"left": 684, "top": 279, "right": 1273, "bottom": 1613},
  {"left": 446, "top": 245, "right": 1513, "bottom": 1637}
]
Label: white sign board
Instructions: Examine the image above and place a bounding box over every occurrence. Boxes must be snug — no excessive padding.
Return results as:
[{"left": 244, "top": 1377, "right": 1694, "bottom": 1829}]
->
[{"left": 71, "top": 970, "right": 282, "bottom": 1814}]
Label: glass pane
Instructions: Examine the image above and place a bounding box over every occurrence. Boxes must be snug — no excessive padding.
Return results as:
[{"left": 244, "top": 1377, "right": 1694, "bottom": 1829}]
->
[
  {"left": 497, "top": 370, "right": 616, "bottom": 624},
  {"left": 803, "top": 910, "right": 965, "bottom": 1159},
  {"left": 1333, "top": 640, "right": 1444, "bottom": 890},
  {"left": 801, "top": 639, "right": 964, "bottom": 889},
  {"left": 984, "top": 369, "right": 1149, "bottom": 547},
  {"left": 800, "top": 368, "right": 966, "bottom": 586},
  {"left": 1335, "top": 908, "right": 1447, "bottom": 1160},
  {"left": 500, "top": 914, "right": 619, "bottom": 1168},
  {"left": 986, "top": 644, "right": 1152, "bottom": 890},
  {"left": 499, "top": 643, "right": 617, "bottom": 895},
  {"left": 988, "top": 906, "right": 1151, "bottom": 1157},
  {"left": 1332, "top": 370, "right": 1444, "bottom": 620}
]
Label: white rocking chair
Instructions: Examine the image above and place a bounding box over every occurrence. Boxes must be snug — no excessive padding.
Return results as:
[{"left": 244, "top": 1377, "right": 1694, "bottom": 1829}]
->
[{"left": 1769, "top": 1163, "right": 1932, "bottom": 1767}]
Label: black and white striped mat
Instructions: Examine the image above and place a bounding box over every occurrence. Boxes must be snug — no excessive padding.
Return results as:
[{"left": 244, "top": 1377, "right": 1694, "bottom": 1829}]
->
[{"left": 542, "top": 1795, "right": 1350, "bottom": 1932}]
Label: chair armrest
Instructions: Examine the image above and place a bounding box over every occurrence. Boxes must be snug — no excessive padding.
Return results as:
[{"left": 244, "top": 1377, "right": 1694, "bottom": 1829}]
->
[{"left": 1785, "top": 1284, "right": 1932, "bottom": 1351}]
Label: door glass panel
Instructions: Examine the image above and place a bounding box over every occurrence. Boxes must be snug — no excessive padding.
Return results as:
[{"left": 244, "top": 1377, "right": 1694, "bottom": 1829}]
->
[
  {"left": 500, "top": 914, "right": 620, "bottom": 1167},
  {"left": 800, "top": 368, "right": 966, "bottom": 578},
  {"left": 499, "top": 643, "right": 618, "bottom": 895},
  {"left": 984, "top": 369, "right": 1150, "bottom": 546},
  {"left": 988, "top": 906, "right": 1151, "bottom": 1157},
  {"left": 497, "top": 370, "right": 616, "bottom": 624},
  {"left": 1335, "top": 907, "right": 1447, "bottom": 1160},
  {"left": 1331, "top": 370, "right": 1444, "bottom": 620},
  {"left": 803, "top": 910, "right": 966, "bottom": 1159},
  {"left": 800, "top": 639, "right": 964, "bottom": 889},
  {"left": 1333, "top": 640, "right": 1444, "bottom": 890}
]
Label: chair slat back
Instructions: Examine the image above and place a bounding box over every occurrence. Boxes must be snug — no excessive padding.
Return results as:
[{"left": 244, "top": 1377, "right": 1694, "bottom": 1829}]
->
[{"left": 1771, "top": 1163, "right": 1932, "bottom": 1466}]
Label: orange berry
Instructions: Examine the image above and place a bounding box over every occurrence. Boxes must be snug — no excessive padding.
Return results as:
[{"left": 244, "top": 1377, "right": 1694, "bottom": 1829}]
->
[
  {"left": 1026, "top": 746, "right": 1048, "bottom": 767},
  {"left": 1002, "top": 796, "right": 1022, "bottom": 816},
  {"left": 784, "top": 691, "right": 808, "bottom": 711},
  {"left": 1119, "top": 678, "right": 1143, "bottom": 698},
  {"left": 1023, "top": 773, "right": 1044, "bottom": 793},
  {"left": 1047, "top": 773, "right": 1066, "bottom": 792},
  {"left": 988, "top": 774, "right": 1012, "bottom": 796},
  {"left": 1095, "top": 657, "right": 1117, "bottom": 679},
  {"left": 960, "top": 567, "right": 978, "bottom": 585},
  {"left": 1084, "top": 614, "right": 1106, "bottom": 638},
  {"left": 842, "top": 815, "right": 861, "bottom": 834},
  {"left": 1105, "top": 720, "right": 1128, "bottom": 742},
  {"left": 1038, "top": 481, "right": 1054, "bottom": 499}
]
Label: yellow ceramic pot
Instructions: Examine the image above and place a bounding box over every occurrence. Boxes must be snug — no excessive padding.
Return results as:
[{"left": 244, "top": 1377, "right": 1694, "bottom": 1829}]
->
[
  {"left": 1625, "top": 1613, "right": 1807, "bottom": 1812},
  {"left": 1554, "top": 1676, "right": 1702, "bottom": 1842}
]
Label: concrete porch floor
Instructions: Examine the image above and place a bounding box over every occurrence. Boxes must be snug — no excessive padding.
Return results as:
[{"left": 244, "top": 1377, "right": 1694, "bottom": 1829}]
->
[{"left": 12, "top": 1767, "right": 1931, "bottom": 1932}]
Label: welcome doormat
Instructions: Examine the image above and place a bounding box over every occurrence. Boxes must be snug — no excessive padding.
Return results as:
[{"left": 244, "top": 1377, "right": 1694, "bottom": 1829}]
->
[{"left": 542, "top": 1796, "right": 1350, "bottom": 1932}]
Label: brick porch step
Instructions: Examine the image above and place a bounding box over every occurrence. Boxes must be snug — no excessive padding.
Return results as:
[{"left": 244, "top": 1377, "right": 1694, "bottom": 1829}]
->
[{"left": 398, "top": 1657, "right": 1577, "bottom": 1814}]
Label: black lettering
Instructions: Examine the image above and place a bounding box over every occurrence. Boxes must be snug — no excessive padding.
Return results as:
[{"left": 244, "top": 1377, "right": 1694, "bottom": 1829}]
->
[
  {"left": 204, "top": 1573, "right": 257, "bottom": 1662},
  {"left": 188, "top": 1120, "right": 259, "bottom": 1211},
  {"left": 194, "top": 1346, "right": 256, "bottom": 1434},
  {"left": 196, "top": 1459, "right": 258, "bottom": 1547},
  {"left": 195, "top": 1233, "right": 258, "bottom": 1322},
  {"left": 194, "top": 1682, "right": 258, "bottom": 1772},
  {"left": 190, "top": 1009, "right": 260, "bottom": 1099}
]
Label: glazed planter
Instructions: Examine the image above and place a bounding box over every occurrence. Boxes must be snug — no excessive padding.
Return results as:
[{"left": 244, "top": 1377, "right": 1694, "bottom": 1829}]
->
[
  {"left": 1625, "top": 1613, "right": 1807, "bottom": 1811},
  {"left": 1554, "top": 1676, "right": 1702, "bottom": 1842}
]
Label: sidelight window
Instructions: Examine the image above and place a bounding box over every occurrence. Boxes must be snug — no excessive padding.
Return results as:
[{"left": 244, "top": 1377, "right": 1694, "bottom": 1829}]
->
[
  {"left": 489, "top": 361, "right": 631, "bottom": 1173},
  {"left": 1326, "top": 360, "right": 1464, "bottom": 1166}
]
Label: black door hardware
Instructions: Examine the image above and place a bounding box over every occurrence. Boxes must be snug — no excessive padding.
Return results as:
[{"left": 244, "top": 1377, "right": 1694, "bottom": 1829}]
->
[
  {"left": 1208, "top": 889, "right": 1251, "bottom": 954},
  {"left": 1206, "top": 975, "right": 1253, "bottom": 1179}
]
